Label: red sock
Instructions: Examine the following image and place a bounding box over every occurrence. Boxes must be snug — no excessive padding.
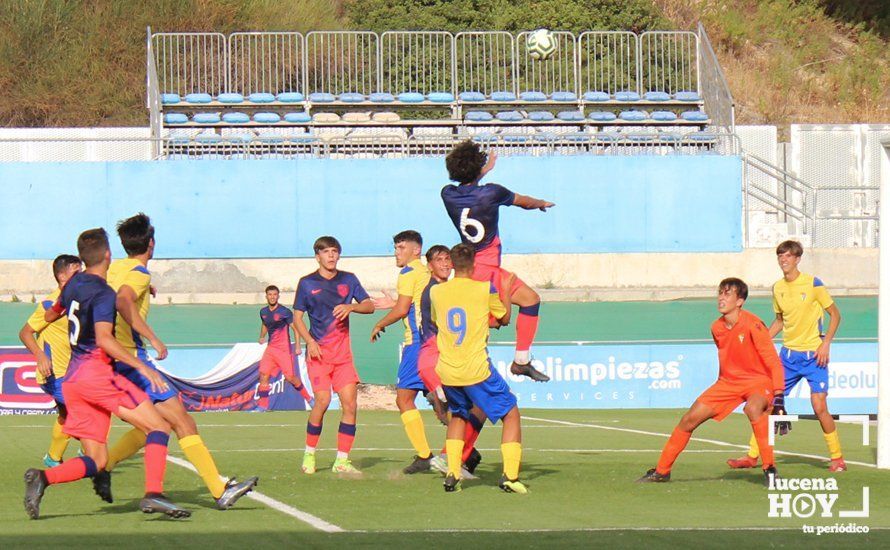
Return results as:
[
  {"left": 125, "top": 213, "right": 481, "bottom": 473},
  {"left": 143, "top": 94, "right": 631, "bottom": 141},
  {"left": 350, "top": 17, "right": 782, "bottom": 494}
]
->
[
  {"left": 306, "top": 422, "right": 322, "bottom": 448},
  {"left": 516, "top": 304, "right": 540, "bottom": 354},
  {"left": 751, "top": 416, "right": 775, "bottom": 469},
  {"left": 144, "top": 431, "right": 169, "bottom": 494},
  {"left": 656, "top": 427, "right": 692, "bottom": 475},
  {"left": 293, "top": 381, "right": 313, "bottom": 402},
  {"left": 462, "top": 416, "right": 484, "bottom": 462},
  {"left": 337, "top": 422, "right": 356, "bottom": 454},
  {"left": 257, "top": 383, "right": 271, "bottom": 409},
  {"left": 45, "top": 456, "right": 96, "bottom": 485}
]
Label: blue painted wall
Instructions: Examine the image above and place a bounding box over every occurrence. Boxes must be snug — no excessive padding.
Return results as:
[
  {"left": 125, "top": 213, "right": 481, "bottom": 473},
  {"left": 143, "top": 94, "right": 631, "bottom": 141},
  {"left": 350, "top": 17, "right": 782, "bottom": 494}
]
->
[{"left": 0, "top": 155, "right": 742, "bottom": 259}]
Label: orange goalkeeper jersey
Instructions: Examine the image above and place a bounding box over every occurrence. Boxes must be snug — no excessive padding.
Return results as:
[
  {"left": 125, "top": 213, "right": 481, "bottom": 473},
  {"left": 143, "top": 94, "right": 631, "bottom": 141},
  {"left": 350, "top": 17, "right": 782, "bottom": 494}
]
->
[{"left": 711, "top": 309, "right": 784, "bottom": 392}]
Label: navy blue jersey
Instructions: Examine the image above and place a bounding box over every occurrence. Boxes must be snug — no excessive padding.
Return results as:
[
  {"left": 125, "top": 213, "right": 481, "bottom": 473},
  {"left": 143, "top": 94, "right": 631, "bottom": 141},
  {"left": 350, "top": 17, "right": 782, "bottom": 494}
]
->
[
  {"left": 294, "top": 270, "right": 370, "bottom": 362},
  {"left": 260, "top": 304, "right": 294, "bottom": 350},
  {"left": 58, "top": 272, "right": 117, "bottom": 366},
  {"left": 441, "top": 183, "right": 515, "bottom": 252},
  {"left": 418, "top": 278, "right": 440, "bottom": 343}
]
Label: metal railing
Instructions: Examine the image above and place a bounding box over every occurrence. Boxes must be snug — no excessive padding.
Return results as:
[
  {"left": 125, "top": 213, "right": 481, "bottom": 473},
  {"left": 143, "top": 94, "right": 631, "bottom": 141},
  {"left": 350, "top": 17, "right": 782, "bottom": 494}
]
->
[
  {"left": 305, "top": 31, "right": 378, "bottom": 96},
  {"left": 697, "top": 23, "right": 734, "bottom": 130},
  {"left": 578, "top": 31, "right": 638, "bottom": 94},
  {"left": 743, "top": 152, "right": 816, "bottom": 245},
  {"left": 454, "top": 31, "right": 516, "bottom": 95},
  {"left": 381, "top": 31, "right": 454, "bottom": 95},
  {"left": 151, "top": 32, "right": 227, "bottom": 96},
  {"left": 229, "top": 32, "right": 304, "bottom": 95},
  {"left": 146, "top": 27, "right": 163, "bottom": 155},
  {"left": 515, "top": 30, "right": 577, "bottom": 95},
  {"left": 639, "top": 31, "right": 699, "bottom": 94}
]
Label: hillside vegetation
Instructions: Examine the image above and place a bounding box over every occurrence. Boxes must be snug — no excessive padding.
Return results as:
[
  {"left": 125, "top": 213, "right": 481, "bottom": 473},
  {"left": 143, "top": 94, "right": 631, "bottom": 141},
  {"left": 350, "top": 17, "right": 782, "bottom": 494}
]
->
[{"left": 0, "top": 0, "right": 886, "bottom": 128}]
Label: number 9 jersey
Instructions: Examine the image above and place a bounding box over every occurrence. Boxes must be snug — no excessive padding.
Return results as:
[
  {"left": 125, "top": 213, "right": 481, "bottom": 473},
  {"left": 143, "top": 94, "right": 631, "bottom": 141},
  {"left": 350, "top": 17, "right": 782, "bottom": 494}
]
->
[
  {"left": 441, "top": 182, "right": 515, "bottom": 259},
  {"left": 429, "top": 277, "right": 506, "bottom": 386}
]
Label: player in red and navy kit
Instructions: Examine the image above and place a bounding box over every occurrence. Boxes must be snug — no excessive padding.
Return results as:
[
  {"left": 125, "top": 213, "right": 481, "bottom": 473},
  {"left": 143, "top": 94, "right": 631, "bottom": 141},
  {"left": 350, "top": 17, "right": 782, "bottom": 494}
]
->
[
  {"left": 23, "top": 228, "right": 189, "bottom": 519},
  {"left": 257, "top": 284, "right": 312, "bottom": 409},
  {"left": 442, "top": 141, "right": 554, "bottom": 382},
  {"left": 294, "top": 236, "right": 374, "bottom": 475}
]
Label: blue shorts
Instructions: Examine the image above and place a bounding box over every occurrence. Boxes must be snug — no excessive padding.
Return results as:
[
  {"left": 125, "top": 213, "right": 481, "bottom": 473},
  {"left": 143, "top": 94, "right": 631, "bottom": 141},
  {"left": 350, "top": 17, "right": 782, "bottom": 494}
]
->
[
  {"left": 396, "top": 342, "right": 426, "bottom": 391},
  {"left": 40, "top": 373, "right": 65, "bottom": 406},
  {"left": 443, "top": 366, "right": 517, "bottom": 424},
  {"left": 782, "top": 347, "right": 829, "bottom": 394},
  {"left": 114, "top": 348, "right": 178, "bottom": 403}
]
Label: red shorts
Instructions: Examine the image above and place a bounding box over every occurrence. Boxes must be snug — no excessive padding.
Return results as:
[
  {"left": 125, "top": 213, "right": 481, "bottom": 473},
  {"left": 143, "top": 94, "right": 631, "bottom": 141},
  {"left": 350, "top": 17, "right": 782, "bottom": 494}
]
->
[
  {"left": 417, "top": 338, "right": 442, "bottom": 392},
  {"left": 697, "top": 378, "right": 775, "bottom": 421},
  {"left": 306, "top": 356, "right": 359, "bottom": 393},
  {"left": 259, "top": 346, "right": 296, "bottom": 378},
  {"left": 61, "top": 361, "right": 148, "bottom": 443}
]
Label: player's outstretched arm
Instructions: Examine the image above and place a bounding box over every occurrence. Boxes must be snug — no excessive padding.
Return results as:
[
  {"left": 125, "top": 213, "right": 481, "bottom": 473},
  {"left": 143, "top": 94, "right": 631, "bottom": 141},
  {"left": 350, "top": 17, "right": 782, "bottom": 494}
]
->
[
  {"left": 117, "top": 285, "right": 167, "bottom": 360},
  {"left": 371, "top": 294, "right": 412, "bottom": 342},
  {"left": 18, "top": 323, "right": 52, "bottom": 378},
  {"left": 95, "top": 321, "right": 168, "bottom": 393},
  {"left": 513, "top": 193, "right": 555, "bottom": 212}
]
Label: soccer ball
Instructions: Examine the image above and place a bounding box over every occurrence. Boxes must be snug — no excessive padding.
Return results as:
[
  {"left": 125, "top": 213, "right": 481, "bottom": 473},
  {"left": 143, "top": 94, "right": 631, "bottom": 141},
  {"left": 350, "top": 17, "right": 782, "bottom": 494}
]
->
[{"left": 526, "top": 29, "right": 558, "bottom": 61}]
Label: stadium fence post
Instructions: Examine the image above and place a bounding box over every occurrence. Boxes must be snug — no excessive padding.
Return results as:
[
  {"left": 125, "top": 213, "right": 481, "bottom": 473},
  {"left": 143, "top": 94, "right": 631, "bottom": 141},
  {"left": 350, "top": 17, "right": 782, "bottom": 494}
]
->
[{"left": 878, "top": 138, "right": 890, "bottom": 468}]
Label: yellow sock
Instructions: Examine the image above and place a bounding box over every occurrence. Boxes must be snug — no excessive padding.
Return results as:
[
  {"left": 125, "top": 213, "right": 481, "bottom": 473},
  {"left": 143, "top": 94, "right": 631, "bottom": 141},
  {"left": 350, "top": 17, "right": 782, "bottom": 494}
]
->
[
  {"left": 106, "top": 428, "right": 147, "bottom": 471},
  {"left": 445, "top": 439, "right": 464, "bottom": 479},
  {"left": 401, "top": 409, "right": 431, "bottom": 459},
  {"left": 47, "top": 419, "right": 71, "bottom": 461},
  {"left": 180, "top": 434, "right": 225, "bottom": 498},
  {"left": 501, "top": 442, "right": 522, "bottom": 481},
  {"left": 824, "top": 430, "right": 843, "bottom": 459},
  {"left": 747, "top": 432, "right": 760, "bottom": 459}
]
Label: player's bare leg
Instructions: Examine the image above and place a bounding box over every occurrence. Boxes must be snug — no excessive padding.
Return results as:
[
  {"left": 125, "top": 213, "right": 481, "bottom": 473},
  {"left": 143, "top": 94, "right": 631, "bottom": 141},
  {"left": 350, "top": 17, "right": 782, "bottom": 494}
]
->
[
  {"left": 497, "top": 407, "right": 527, "bottom": 494},
  {"left": 812, "top": 392, "right": 845, "bottom": 471},
  {"left": 303, "top": 390, "right": 332, "bottom": 474},
  {"left": 332, "top": 384, "right": 360, "bottom": 474},
  {"left": 639, "top": 401, "right": 715, "bottom": 482},
  {"left": 397, "top": 388, "right": 434, "bottom": 474},
  {"left": 742, "top": 393, "right": 780, "bottom": 485},
  {"left": 507, "top": 279, "right": 549, "bottom": 382}
]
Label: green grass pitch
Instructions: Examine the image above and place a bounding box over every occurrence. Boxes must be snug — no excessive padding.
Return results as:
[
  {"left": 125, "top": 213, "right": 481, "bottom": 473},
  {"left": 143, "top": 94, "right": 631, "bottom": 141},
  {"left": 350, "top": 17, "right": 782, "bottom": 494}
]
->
[{"left": 0, "top": 409, "right": 886, "bottom": 548}]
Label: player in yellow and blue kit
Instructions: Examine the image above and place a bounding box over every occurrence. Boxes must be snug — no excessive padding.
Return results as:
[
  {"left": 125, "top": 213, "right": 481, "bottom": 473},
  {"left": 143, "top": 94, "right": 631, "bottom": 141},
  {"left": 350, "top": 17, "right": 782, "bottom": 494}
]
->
[
  {"left": 370, "top": 230, "right": 438, "bottom": 474},
  {"left": 18, "top": 254, "right": 82, "bottom": 467},
  {"left": 728, "top": 240, "right": 845, "bottom": 471},
  {"left": 97, "top": 213, "right": 257, "bottom": 509},
  {"left": 431, "top": 243, "right": 527, "bottom": 494}
]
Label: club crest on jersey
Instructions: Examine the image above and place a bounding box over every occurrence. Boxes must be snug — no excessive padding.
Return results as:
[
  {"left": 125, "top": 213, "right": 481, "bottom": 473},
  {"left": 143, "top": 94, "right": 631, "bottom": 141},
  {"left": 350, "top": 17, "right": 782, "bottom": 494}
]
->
[
  {"left": 800, "top": 293, "right": 807, "bottom": 301},
  {"left": 738, "top": 334, "right": 745, "bottom": 343},
  {"left": 337, "top": 284, "right": 349, "bottom": 298}
]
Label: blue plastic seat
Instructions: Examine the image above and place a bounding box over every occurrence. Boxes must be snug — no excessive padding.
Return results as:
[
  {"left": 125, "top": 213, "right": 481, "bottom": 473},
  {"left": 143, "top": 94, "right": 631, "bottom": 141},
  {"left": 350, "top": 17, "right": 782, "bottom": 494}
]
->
[
  {"left": 284, "top": 112, "right": 312, "bottom": 123},
  {"left": 564, "top": 133, "right": 592, "bottom": 143},
  {"left": 291, "top": 135, "right": 319, "bottom": 144},
  {"left": 472, "top": 133, "right": 498, "bottom": 143},
  {"left": 161, "top": 93, "right": 181, "bottom": 105},
  {"left": 650, "top": 110, "right": 678, "bottom": 122},
  {"left": 248, "top": 92, "right": 275, "bottom": 103},
  {"left": 681, "top": 110, "right": 709, "bottom": 122},
  {"left": 253, "top": 112, "right": 281, "bottom": 124},
  {"left": 520, "top": 91, "right": 547, "bottom": 102},
  {"left": 465, "top": 111, "right": 494, "bottom": 122},
  {"left": 397, "top": 92, "right": 425, "bottom": 103},
  {"left": 675, "top": 91, "right": 701, "bottom": 102},
  {"left": 427, "top": 92, "right": 455, "bottom": 103},
  {"left": 557, "top": 111, "right": 585, "bottom": 121},
  {"left": 459, "top": 91, "right": 485, "bottom": 102},
  {"left": 339, "top": 92, "right": 365, "bottom": 103},
  {"left": 619, "top": 110, "right": 648, "bottom": 122},
  {"left": 644, "top": 91, "right": 671, "bottom": 102},
  {"left": 192, "top": 113, "right": 220, "bottom": 124},
  {"left": 582, "top": 91, "right": 610, "bottom": 102},
  {"left": 225, "top": 133, "right": 253, "bottom": 143},
  {"left": 222, "top": 112, "right": 250, "bottom": 124},
  {"left": 163, "top": 113, "right": 188, "bottom": 124},
  {"left": 495, "top": 111, "right": 524, "bottom": 122},
  {"left": 195, "top": 132, "right": 222, "bottom": 143},
  {"left": 490, "top": 91, "right": 517, "bottom": 101},
  {"left": 596, "top": 133, "right": 621, "bottom": 142},
  {"left": 528, "top": 111, "right": 555, "bottom": 122},
  {"left": 185, "top": 93, "right": 212, "bottom": 104},
  {"left": 614, "top": 91, "right": 641, "bottom": 102},
  {"left": 277, "top": 92, "right": 305, "bottom": 103},
  {"left": 659, "top": 132, "right": 682, "bottom": 142},
  {"left": 627, "top": 133, "right": 657, "bottom": 142},
  {"left": 687, "top": 132, "right": 717, "bottom": 142},
  {"left": 309, "top": 92, "right": 335, "bottom": 103},
  {"left": 551, "top": 91, "right": 577, "bottom": 102},
  {"left": 535, "top": 132, "right": 558, "bottom": 142},
  {"left": 503, "top": 134, "right": 530, "bottom": 143},
  {"left": 369, "top": 92, "right": 395, "bottom": 103},
  {"left": 254, "top": 134, "right": 284, "bottom": 144},
  {"left": 588, "top": 111, "right": 617, "bottom": 122},
  {"left": 218, "top": 93, "right": 244, "bottom": 104}
]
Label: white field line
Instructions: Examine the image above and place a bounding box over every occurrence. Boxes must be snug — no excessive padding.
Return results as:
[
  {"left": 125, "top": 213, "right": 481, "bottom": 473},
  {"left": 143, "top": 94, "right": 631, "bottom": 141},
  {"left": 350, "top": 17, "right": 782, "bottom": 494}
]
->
[
  {"left": 523, "top": 416, "right": 878, "bottom": 468},
  {"left": 193, "top": 447, "right": 730, "bottom": 453},
  {"left": 165, "top": 455, "right": 344, "bottom": 533},
  {"left": 360, "top": 526, "right": 888, "bottom": 533}
]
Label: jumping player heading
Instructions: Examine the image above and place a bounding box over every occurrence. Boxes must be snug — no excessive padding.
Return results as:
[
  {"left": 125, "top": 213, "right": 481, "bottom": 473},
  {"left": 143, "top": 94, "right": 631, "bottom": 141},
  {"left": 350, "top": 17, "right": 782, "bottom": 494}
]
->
[{"left": 442, "top": 141, "right": 554, "bottom": 382}]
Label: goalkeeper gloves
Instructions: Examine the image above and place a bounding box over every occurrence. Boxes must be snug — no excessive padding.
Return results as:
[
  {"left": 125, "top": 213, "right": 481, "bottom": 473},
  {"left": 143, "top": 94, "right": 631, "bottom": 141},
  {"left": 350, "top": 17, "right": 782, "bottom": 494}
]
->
[{"left": 772, "top": 394, "right": 792, "bottom": 436}]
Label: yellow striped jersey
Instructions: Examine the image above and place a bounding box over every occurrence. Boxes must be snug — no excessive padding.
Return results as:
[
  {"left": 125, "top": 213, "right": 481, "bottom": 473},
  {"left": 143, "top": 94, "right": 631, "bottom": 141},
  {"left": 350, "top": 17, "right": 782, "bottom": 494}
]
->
[
  {"left": 107, "top": 258, "right": 151, "bottom": 352},
  {"left": 773, "top": 272, "right": 834, "bottom": 352},
  {"left": 396, "top": 258, "right": 431, "bottom": 345}
]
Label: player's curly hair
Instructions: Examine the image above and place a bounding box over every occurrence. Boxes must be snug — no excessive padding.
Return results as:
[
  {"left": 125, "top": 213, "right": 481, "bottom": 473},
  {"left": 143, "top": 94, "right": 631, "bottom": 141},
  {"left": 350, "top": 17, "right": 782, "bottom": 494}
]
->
[
  {"left": 445, "top": 140, "right": 487, "bottom": 184},
  {"left": 117, "top": 212, "right": 155, "bottom": 256}
]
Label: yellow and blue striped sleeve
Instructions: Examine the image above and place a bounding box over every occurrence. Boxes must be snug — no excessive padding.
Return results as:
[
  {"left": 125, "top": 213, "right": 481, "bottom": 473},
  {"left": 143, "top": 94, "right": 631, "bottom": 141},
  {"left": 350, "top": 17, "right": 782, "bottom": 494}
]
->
[{"left": 813, "top": 277, "right": 834, "bottom": 309}]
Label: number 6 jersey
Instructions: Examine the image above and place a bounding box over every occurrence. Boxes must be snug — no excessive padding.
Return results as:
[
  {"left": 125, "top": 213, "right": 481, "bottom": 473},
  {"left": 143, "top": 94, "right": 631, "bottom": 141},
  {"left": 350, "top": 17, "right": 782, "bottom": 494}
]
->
[{"left": 441, "top": 183, "right": 515, "bottom": 264}]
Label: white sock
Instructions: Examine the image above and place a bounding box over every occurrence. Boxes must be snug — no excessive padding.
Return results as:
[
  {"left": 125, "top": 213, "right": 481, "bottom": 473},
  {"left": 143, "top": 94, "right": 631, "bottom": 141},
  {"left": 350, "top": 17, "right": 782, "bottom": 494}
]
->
[
  {"left": 336, "top": 451, "right": 348, "bottom": 460},
  {"left": 514, "top": 350, "right": 530, "bottom": 364},
  {"left": 305, "top": 446, "right": 316, "bottom": 454}
]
